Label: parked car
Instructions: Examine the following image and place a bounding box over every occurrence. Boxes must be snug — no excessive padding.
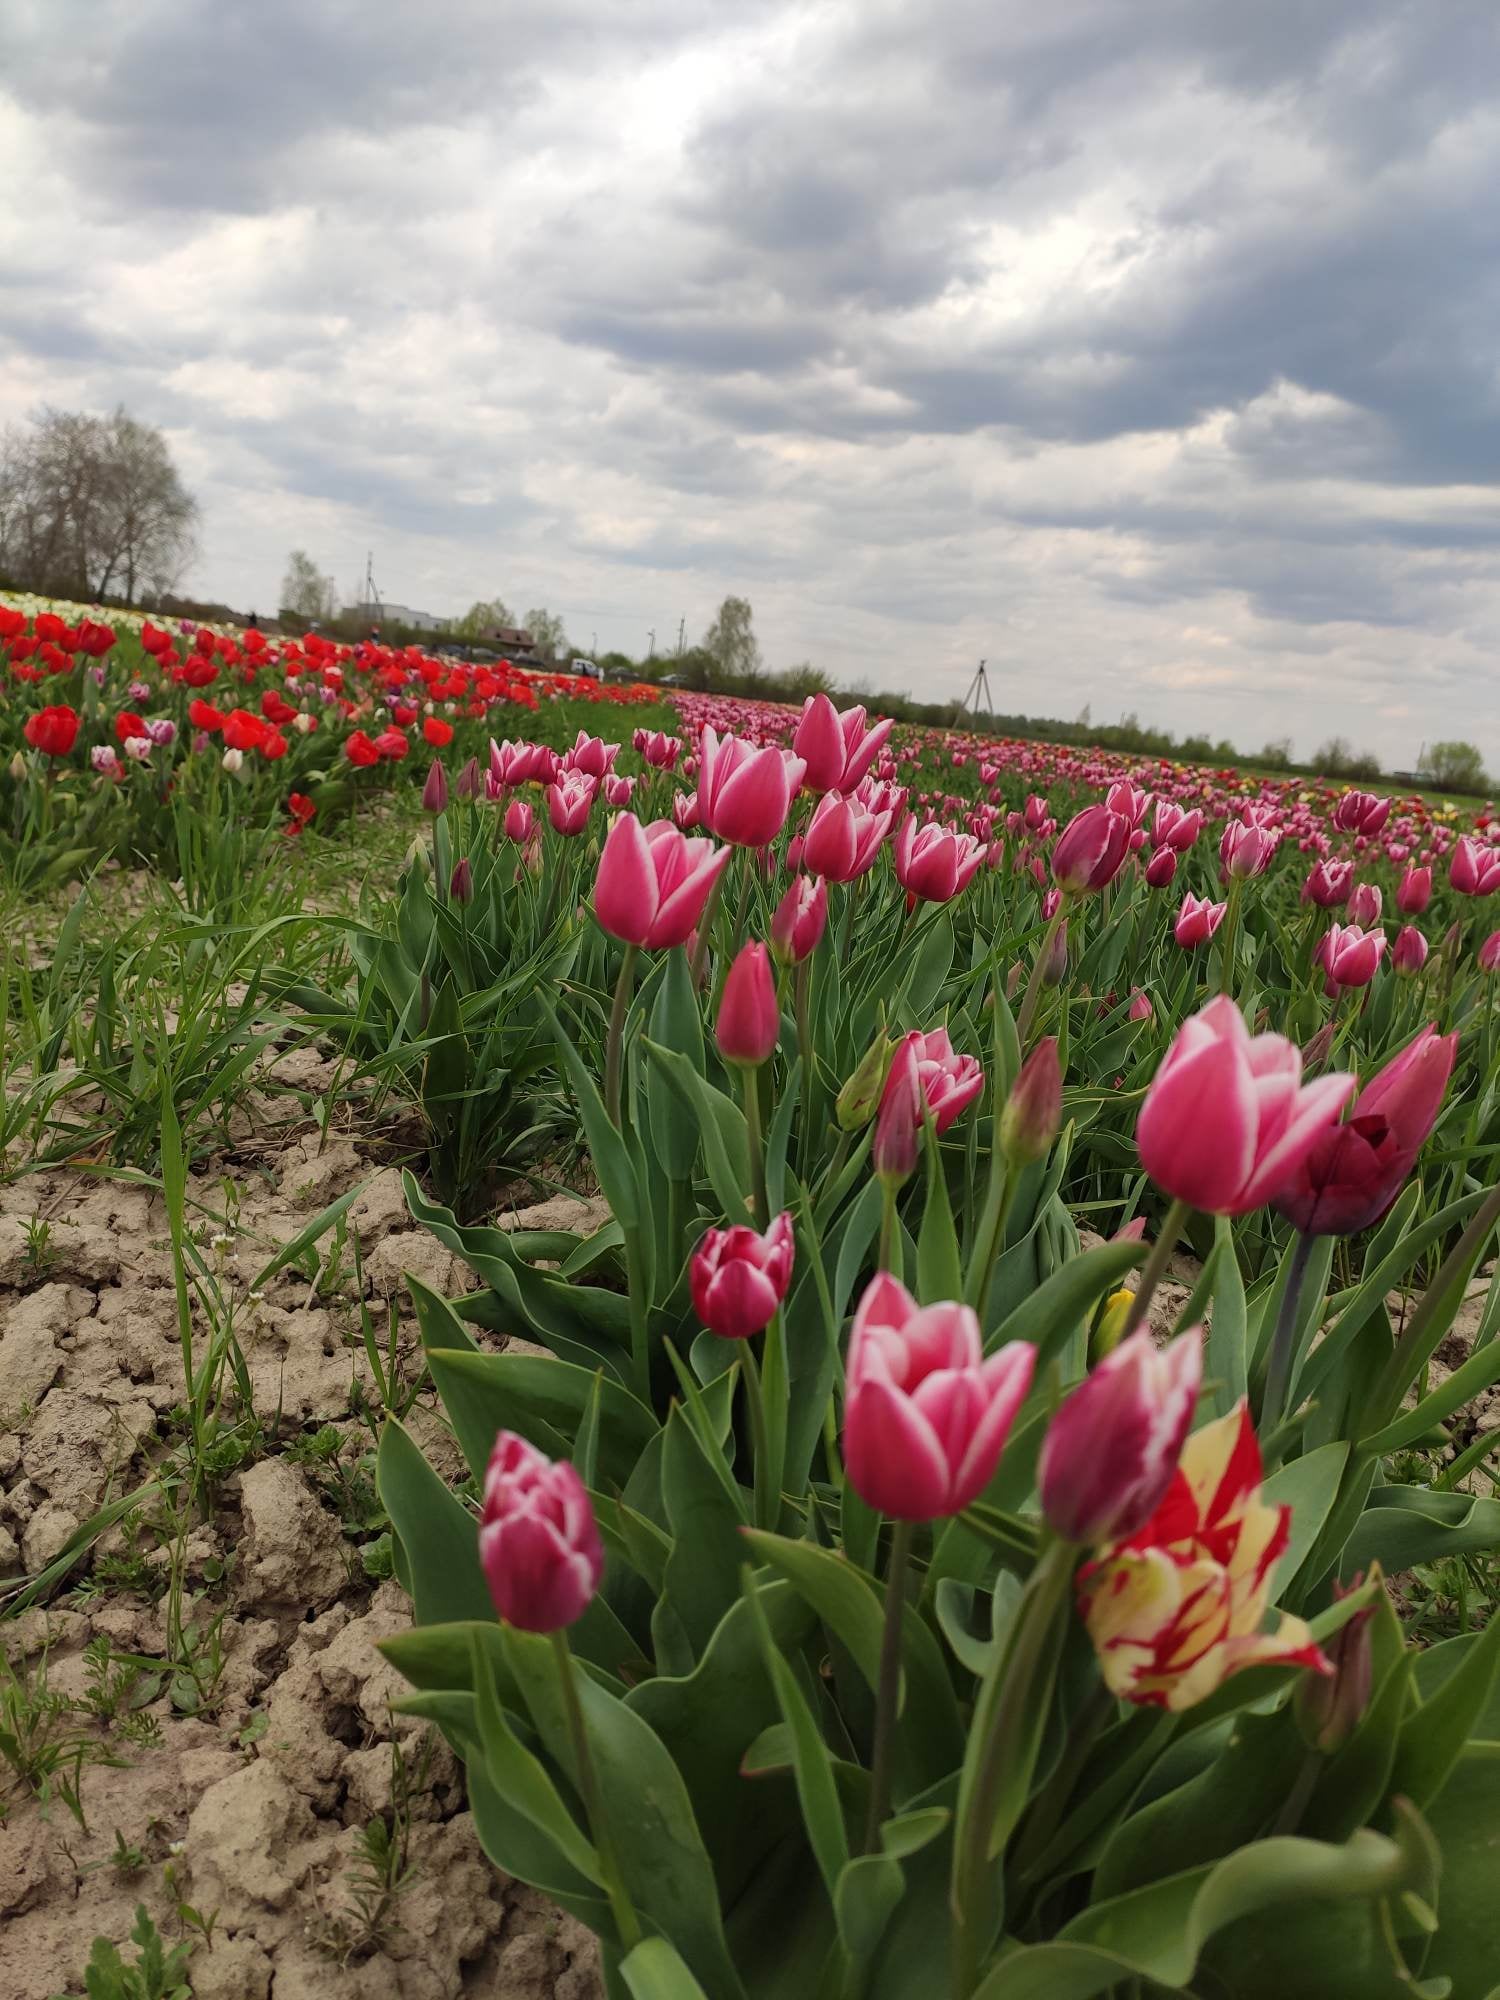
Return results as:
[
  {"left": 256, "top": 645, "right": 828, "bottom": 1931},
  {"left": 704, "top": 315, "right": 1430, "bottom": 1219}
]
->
[{"left": 570, "top": 657, "right": 604, "bottom": 681}]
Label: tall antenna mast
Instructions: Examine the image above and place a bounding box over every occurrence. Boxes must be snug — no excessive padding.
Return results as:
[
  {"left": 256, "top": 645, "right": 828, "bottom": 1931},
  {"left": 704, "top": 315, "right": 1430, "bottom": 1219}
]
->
[
  {"left": 364, "top": 550, "right": 382, "bottom": 618},
  {"left": 953, "top": 657, "right": 993, "bottom": 726}
]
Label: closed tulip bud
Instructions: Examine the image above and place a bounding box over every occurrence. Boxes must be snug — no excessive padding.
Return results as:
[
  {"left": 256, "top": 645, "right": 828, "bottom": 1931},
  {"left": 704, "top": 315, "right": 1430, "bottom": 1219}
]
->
[
  {"left": 836, "top": 1030, "right": 893, "bottom": 1130},
  {"left": 1041, "top": 917, "right": 1069, "bottom": 986},
  {"left": 422, "top": 758, "right": 448, "bottom": 814},
  {"left": 503, "top": 798, "right": 536, "bottom": 844},
  {"left": 1128, "top": 987, "right": 1153, "bottom": 1021},
  {"left": 690, "top": 1212, "right": 794, "bottom": 1339},
  {"left": 1040, "top": 1326, "right": 1203, "bottom": 1544},
  {"left": 893, "top": 816, "right": 986, "bottom": 902},
  {"left": 454, "top": 754, "right": 482, "bottom": 800},
  {"left": 770, "top": 873, "right": 828, "bottom": 964},
  {"left": 1347, "top": 881, "right": 1382, "bottom": 927},
  {"left": 1392, "top": 925, "right": 1429, "bottom": 975},
  {"left": 546, "top": 770, "right": 598, "bottom": 836},
  {"left": 1301, "top": 1019, "right": 1337, "bottom": 1072},
  {"left": 1005, "top": 960, "right": 1024, "bottom": 1000},
  {"left": 716, "top": 942, "right": 778, "bottom": 1065},
  {"left": 843, "top": 1274, "right": 1035, "bottom": 1520},
  {"left": 1173, "top": 892, "right": 1227, "bottom": 949},
  {"left": 1396, "top": 865, "right": 1432, "bottom": 914},
  {"left": 1295, "top": 1578, "right": 1376, "bottom": 1753},
  {"left": 8, "top": 751, "right": 25, "bottom": 781},
  {"left": 872, "top": 1033, "right": 923, "bottom": 1183},
  {"left": 449, "top": 857, "right": 473, "bottom": 903},
  {"left": 999, "top": 1037, "right": 1062, "bottom": 1166},
  {"left": 1144, "top": 846, "right": 1177, "bottom": 889},
  {"left": 1220, "top": 819, "right": 1277, "bottom": 879},
  {"left": 1481, "top": 931, "right": 1500, "bottom": 973},
  {"left": 221, "top": 747, "right": 244, "bottom": 773},
  {"left": 1090, "top": 1285, "right": 1136, "bottom": 1361},
  {"left": 1052, "top": 804, "right": 1131, "bottom": 893},
  {"left": 479, "top": 1431, "right": 603, "bottom": 1632}
]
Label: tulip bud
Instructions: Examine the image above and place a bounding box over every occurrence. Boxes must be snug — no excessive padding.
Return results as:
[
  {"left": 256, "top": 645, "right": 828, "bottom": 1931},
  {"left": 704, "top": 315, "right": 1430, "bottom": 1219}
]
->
[
  {"left": 872, "top": 1034, "right": 922, "bottom": 1184},
  {"left": 1301, "top": 1019, "right": 1337, "bottom": 1072},
  {"left": 1295, "top": 1577, "right": 1375, "bottom": 1753},
  {"left": 1039, "top": 1326, "right": 1203, "bottom": 1544},
  {"left": 479, "top": 1430, "right": 603, "bottom": 1632},
  {"left": 1041, "top": 917, "right": 1069, "bottom": 986},
  {"left": 449, "top": 857, "right": 473, "bottom": 903},
  {"left": 9, "top": 751, "right": 25, "bottom": 781},
  {"left": 1144, "top": 846, "right": 1177, "bottom": 889},
  {"left": 1128, "top": 988, "right": 1153, "bottom": 1021},
  {"left": 770, "top": 874, "right": 828, "bottom": 965},
  {"left": 422, "top": 758, "right": 449, "bottom": 814},
  {"left": 690, "top": 1213, "right": 794, "bottom": 1339},
  {"left": 1396, "top": 865, "right": 1432, "bottom": 915},
  {"left": 1005, "top": 960, "right": 1024, "bottom": 1000},
  {"left": 1090, "top": 1286, "right": 1136, "bottom": 1361},
  {"left": 999, "top": 1037, "right": 1062, "bottom": 1166},
  {"left": 503, "top": 799, "right": 535, "bottom": 844},
  {"left": 1392, "top": 925, "right": 1429, "bottom": 975},
  {"left": 836, "top": 1031, "right": 893, "bottom": 1130},
  {"left": 454, "top": 754, "right": 482, "bottom": 800},
  {"left": 1052, "top": 804, "right": 1131, "bottom": 894},
  {"left": 221, "top": 747, "right": 244, "bottom": 774},
  {"left": 1481, "top": 931, "right": 1500, "bottom": 974},
  {"left": 716, "top": 943, "right": 778, "bottom": 1066}
]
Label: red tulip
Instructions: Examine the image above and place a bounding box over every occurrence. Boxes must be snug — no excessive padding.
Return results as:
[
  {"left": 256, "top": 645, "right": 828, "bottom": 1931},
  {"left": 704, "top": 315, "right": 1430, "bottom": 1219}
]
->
[
  {"left": 594, "top": 814, "right": 731, "bottom": 950},
  {"left": 423, "top": 716, "right": 454, "bottom": 747},
  {"left": 1332, "top": 790, "right": 1390, "bottom": 836},
  {"left": 1143, "top": 846, "right": 1177, "bottom": 889},
  {"left": 801, "top": 790, "right": 892, "bottom": 881},
  {"left": 892, "top": 816, "right": 985, "bottom": 902},
  {"left": 999, "top": 1037, "right": 1062, "bottom": 1165},
  {"left": 22, "top": 704, "right": 80, "bottom": 757},
  {"left": 716, "top": 942, "right": 779, "bottom": 1065},
  {"left": 1137, "top": 995, "right": 1354, "bottom": 1215},
  {"left": 1052, "top": 804, "right": 1130, "bottom": 893},
  {"left": 345, "top": 730, "right": 380, "bottom": 767},
  {"left": 479, "top": 1431, "right": 603, "bottom": 1632},
  {"left": 1274, "top": 1025, "right": 1456, "bottom": 1236},
  {"left": 690, "top": 1211, "right": 794, "bottom": 1339},
  {"left": 792, "top": 693, "right": 893, "bottom": 794},
  {"left": 769, "top": 873, "right": 828, "bottom": 964},
  {"left": 503, "top": 799, "right": 536, "bottom": 844},
  {"left": 374, "top": 727, "right": 409, "bottom": 761},
  {"left": 843, "top": 1273, "right": 1035, "bottom": 1521},
  {"left": 1039, "top": 1326, "right": 1202, "bottom": 1543},
  {"left": 1301, "top": 860, "right": 1352, "bottom": 909},
  {"left": 1480, "top": 932, "right": 1500, "bottom": 973},
  {"left": 697, "top": 728, "right": 805, "bottom": 847}
]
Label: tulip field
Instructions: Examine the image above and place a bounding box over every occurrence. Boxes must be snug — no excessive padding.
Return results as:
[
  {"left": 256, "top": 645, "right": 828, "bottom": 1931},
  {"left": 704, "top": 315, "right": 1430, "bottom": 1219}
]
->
[{"left": 3, "top": 594, "right": 1500, "bottom": 1999}]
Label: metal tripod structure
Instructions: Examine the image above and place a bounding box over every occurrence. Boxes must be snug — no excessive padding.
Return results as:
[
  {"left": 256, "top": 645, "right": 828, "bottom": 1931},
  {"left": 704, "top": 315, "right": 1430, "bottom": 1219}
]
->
[{"left": 955, "top": 657, "right": 993, "bottom": 723}]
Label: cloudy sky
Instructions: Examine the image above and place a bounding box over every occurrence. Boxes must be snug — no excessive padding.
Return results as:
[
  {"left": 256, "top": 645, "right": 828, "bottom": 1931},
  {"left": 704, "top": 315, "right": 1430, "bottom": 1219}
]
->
[{"left": 4, "top": 0, "right": 1499, "bottom": 767}]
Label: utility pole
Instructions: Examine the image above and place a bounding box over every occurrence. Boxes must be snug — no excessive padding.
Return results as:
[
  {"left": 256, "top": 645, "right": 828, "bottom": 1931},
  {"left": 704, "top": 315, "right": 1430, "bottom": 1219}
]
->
[
  {"left": 592, "top": 630, "right": 598, "bottom": 655},
  {"left": 647, "top": 628, "right": 656, "bottom": 658},
  {"left": 676, "top": 617, "right": 685, "bottom": 657},
  {"left": 952, "top": 658, "right": 993, "bottom": 727}
]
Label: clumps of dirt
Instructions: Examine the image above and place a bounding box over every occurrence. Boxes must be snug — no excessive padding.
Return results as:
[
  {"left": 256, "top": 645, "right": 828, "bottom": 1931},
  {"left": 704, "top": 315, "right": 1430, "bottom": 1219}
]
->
[{"left": 0, "top": 1106, "right": 606, "bottom": 1999}]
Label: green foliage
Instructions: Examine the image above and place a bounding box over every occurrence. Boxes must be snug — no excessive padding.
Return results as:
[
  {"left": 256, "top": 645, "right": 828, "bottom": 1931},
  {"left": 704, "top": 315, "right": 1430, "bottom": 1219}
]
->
[{"left": 53, "top": 1905, "right": 194, "bottom": 2000}]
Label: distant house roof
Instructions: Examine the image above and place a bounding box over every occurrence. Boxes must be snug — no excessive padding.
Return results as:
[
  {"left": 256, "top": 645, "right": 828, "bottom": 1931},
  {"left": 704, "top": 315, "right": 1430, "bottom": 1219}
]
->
[{"left": 489, "top": 626, "right": 535, "bottom": 648}]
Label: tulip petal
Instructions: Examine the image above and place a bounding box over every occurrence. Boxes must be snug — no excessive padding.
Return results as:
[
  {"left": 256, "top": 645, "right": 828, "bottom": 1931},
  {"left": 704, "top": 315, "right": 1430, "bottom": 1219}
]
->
[{"left": 844, "top": 1376, "right": 953, "bottom": 1520}]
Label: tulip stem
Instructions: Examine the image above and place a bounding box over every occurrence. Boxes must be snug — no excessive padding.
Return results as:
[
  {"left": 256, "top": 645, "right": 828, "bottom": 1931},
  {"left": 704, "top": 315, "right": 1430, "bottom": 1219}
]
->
[
  {"left": 1217, "top": 877, "right": 1245, "bottom": 1000},
  {"left": 862, "top": 1516, "right": 914, "bottom": 1855},
  {"left": 878, "top": 1178, "right": 902, "bottom": 1280},
  {"left": 549, "top": 1628, "right": 642, "bottom": 1953},
  {"left": 740, "top": 1338, "right": 775, "bottom": 1531},
  {"left": 604, "top": 943, "right": 638, "bottom": 1129},
  {"left": 741, "top": 1065, "right": 769, "bottom": 1227},
  {"left": 795, "top": 956, "right": 815, "bottom": 1182},
  {"left": 688, "top": 872, "right": 723, "bottom": 985},
  {"left": 1120, "top": 1197, "right": 1190, "bottom": 1341},
  {"left": 1016, "top": 905, "right": 1067, "bottom": 1047},
  {"left": 1262, "top": 1230, "right": 1316, "bottom": 1437}
]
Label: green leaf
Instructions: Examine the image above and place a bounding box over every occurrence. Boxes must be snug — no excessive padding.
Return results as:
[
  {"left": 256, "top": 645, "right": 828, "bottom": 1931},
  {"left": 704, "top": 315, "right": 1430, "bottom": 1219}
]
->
[
  {"left": 469, "top": 1632, "right": 602, "bottom": 1883},
  {"left": 917, "top": 1121, "right": 963, "bottom": 1303},
  {"left": 619, "top": 1937, "right": 712, "bottom": 2000},
  {"left": 662, "top": 1405, "right": 750, "bottom": 1653},
  {"left": 1420, "top": 1750, "right": 1500, "bottom": 1995},
  {"left": 835, "top": 1852, "right": 905, "bottom": 1964},
  {"left": 427, "top": 1347, "right": 656, "bottom": 1493},
  {"left": 1387, "top": 1596, "right": 1500, "bottom": 1808},
  {"left": 743, "top": 1574, "right": 849, "bottom": 1899},
  {"left": 376, "top": 1418, "right": 493, "bottom": 1628},
  {"left": 247, "top": 1174, "right": 373, "bottom": 1290},
  {"left": 1362, "top": 1334, "right": 1500, "bottom": 1458},
  {"left": 647, "top": 950, "right": 706, "bottom": 1181},
  {"left": 1204, "top": 1215, "right": 1247, "bottom": 1415},
  {"left": 986, "top": 1239, "right": 1145, "bottom": 1361},
  {"left": 1344, "top": 1486, "right": 1500, "bottom": 1573},
  {"left": 642, "top": 1037, "right": 753, "bottom": 1226},
  {"left": 543, "top": 997, "right": 641, "bottom": 1233},
  {"left": 1261, "top": 1443, "right": 1349, "bottom": 1600}
]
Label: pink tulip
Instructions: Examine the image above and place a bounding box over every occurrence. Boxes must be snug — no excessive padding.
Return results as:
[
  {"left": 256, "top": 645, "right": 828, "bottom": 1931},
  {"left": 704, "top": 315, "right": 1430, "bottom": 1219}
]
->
[
  {"left": 1481, "top": 931, "right": 1500, "bottom": 973},
  {"left": 595, "top": 814, "right": 731, "bottom": 950},
  {"left": 1128, "top": 987, "right": 1153, "bottom": 1021},
  {"left": 1392, "top": 926, "right": 1429, "bottom": 975},
  {"left": 1347, "top": 882, "right": 1383, "bottom": 928},
  {"left": 1317, "top": 923, "right": 1388, "bottom": 990},
  {"left": 1332, "top": 790, "right": 1390, "bottom": 836},
  {"left": 490, "top": 738, "right": 558, "bottom": 789},
  {"left": 479, "top": 1431, "right": 603, "bottom": 1633},
  {"left": 449, "top": 857, "right": 473, "bottom": 903},
  {"left": 697, "top": 728, "right": 806, "bottom": 847},
  {"left": 893, "top": 816, "right": 985, "bottom": 902},
  {"left": 1220, "top": 819, "right": 1277, "bottom": 879},
  {"left": 562, "top": 729, "right": 619, "bottom": 780},
  {"left": 999, "top": 1037, "right": 1062, "bottom": 1165},
  {"left": 690, "top": 1212, "right": 795, "bottom": 1339},
  {"left": 1107, "top": 780, "right": 1151, "bottom": 827},
  {"left": 843, "top": 1274, "right": 1035, "bottom": 1521},
  {"left": 1052, "top": 804, "right": 1131, "bottom": 893},
  {"left": 503, "top": 798, "right": 536, "bottom": 844},
  {"left": 603, "top": 773, "right": 636, "bottom": 807},
  {"left": 717, "top": 942, "right": 779, "bottom": 1065},
  {"left": 1302, "top": 860, "right": 1352, "bottom": 909},
  {"left": 1137, "top": 995, "right": 1354, "bottom": 1215},
  {"left": 1174, "top": 892, "right": 1226, "bottom": 948},
  {"left": 671, "top": 790, "right": 701, "bottom": 830},
  {"left": 1152, "top": 802, "right": 1203, "bottom": 851},
  {"left": 632, "top": 728, "right": 681, "bottom": 769},
  {"left": 801, "top": 790, "right": 892, "bottom": 882},
  {"left": 873, "top": 1028, "right": 983, "bottom": 1180},
  {"left": 1039, "top": 1327, "right": 1202, "bottom": 1544},
  {"left": 1450, "top": 835, "right": 1500, "bottom": 896},
  {"left": 421, "top": 759, "right": 449, "bottom": 814},
  {"left": 1396, "top": 865, "right": 1432, "bottom": 915},
  {"left": 770, "top": 873, "right": 828, "bottom": 964},
  {"left": 546, "top": 770, "right": 598, "bottom": 836},
  {"left": 1144, "top": 846, "right": 1177, "bottom": 889},
  {"left": 1274, "top": 1026, "right": 1456, "bottom": 1236},
  {"left": 793, "top": 693, "right": 893, "bottom": 794}
]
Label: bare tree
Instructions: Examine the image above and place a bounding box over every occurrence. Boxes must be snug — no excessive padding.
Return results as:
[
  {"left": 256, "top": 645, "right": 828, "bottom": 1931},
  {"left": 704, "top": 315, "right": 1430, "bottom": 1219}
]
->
[
  {"left": 280, "top": 549, "right": 340, "bottom": 623},
  {"left": 523, "top": 607, "right": 568, "bottom": 660},
  {"left": 0, "top": 405, "right": 197, "bottom": 603}
]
